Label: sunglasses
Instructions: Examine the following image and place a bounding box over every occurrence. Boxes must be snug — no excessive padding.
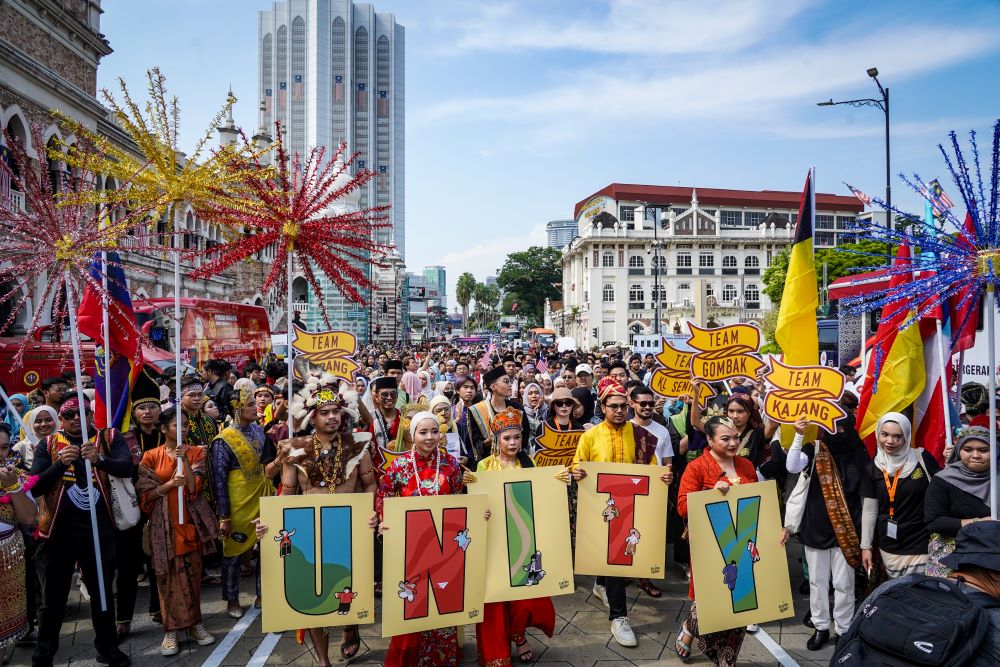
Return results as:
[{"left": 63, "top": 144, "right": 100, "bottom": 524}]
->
[
  {"left": 605, "top": 403, "right": 629, "bottom": 412},
  {"left": 634, "top": 401, "right": 655, "bottom": 408},
  {"left": 552, "top": 400, "right": 573, "bottom": 408},
  {"left": 60, "top": 410, "right": 81, "bottom": 420},
  {"left": 378, "top": 391, "right": 398, "bottom": 398}
]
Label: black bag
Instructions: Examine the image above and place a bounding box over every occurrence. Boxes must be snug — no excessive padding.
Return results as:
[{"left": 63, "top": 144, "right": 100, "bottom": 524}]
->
[{"left": 831, "top": 575, "right": 991, "bottom": 666}]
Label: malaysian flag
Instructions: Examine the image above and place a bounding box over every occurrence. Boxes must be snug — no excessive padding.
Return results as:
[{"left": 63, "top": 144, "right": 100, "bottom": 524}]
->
[
  {"left": 927, "top": 178, "right": 954, "bottom": 218},
  {"left": 378, "top": 165, "right": 388, "bottom": 192},
  {"left": 378, "top": 90, "right": 389, "bottom": 117},
  {"left": 292, "top": 74, "right": 303, "bottom": 102},
  {"left": 278, "top": 81, "right": 287, "bottom": 108},
  {"left": 334, "top": 75, "right": 344, "bottom": 102},
  {"left": 357, "top": 159, "right": 366, "bottom": 170},
  {"left": 356, "top": 82, "right": 367, "bottom": 111},
  {"left": 536, "top": 354, "right": 549, "bottom": 375},
  {"left": 478, "top": 341, "right": 497, "bottom": 370},
  {"left": 845, "top": 182, "right": 872, "bottom": 207},
  {"left": 264, "top": 88, "right": 272, "bottom": 114}
]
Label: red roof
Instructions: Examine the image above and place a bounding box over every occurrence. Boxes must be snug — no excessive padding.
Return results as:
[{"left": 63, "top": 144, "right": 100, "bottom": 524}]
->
[{"left": 573, "top": 183, "right": 863, "bottom": 219}]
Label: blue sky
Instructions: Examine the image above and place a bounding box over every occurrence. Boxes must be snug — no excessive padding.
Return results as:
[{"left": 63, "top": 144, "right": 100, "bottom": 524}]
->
[{"left": 99, "top": 0, "right": 1000, "bottom": 310}]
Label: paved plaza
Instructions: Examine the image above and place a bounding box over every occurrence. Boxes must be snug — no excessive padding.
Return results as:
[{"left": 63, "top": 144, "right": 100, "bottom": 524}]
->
[{"left": 12, "top": 542, "right": 839, "bottom": 666}]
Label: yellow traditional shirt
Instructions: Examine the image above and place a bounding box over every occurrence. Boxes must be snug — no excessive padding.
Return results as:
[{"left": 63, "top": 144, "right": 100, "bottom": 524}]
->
[{"left": 573, "top": 421, "right": 657, "bottom": 466}]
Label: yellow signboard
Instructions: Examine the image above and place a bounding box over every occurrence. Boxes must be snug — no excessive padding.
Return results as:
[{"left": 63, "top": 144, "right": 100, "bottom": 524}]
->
[
  {"left": 532, "top": 423, "right": 583, "bottom": 468},
  {"left": 763, "top": 359, "right": 846, "bottom": 432},
  {"left": 259, "top": 493, "right": 375, "bottom": 633},
  {"left": 291, "top": 325, "right": 360, "bottom": 382},
  {"left": 468, "top": 467, "right": 575, "bottom": 603},
  {"left": 649, "top": 339, "right": 716, "bottom": 405},
  {"left": 687, "top": 323, "right": 765, "bottom": 382},
  {"left": 686, "top": 480, "right": 794, "bottom": 634},
  {"left": 381, "top": 494, "right": 488, "bottom": 637},
  {"left": 574, "top": 462, "right": 668, "bottom": 579}
]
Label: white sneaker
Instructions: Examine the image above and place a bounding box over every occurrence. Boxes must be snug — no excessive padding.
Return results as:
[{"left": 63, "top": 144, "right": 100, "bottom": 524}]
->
[
  {"left": 592, "top": 581, "right": 609, "bottom": 608},
  {"left": 746, "top": 624, "right": 759, "bottom": 633},
  {"left": 188, "top": 623, "right": 215, "bottom": 646},
  {"left": 79, "top": 581, "right": 90, "bottom": 602},
  {"left": 611, "top": 617, "right": 637, "bottom": 647},
  {"left": 161, "top": 631, "right": 179, "bottom": 656}
]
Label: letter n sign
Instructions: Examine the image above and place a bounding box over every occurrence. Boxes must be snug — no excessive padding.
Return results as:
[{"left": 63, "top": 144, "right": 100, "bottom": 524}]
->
[
  {"left": 706, "top": 496, "right": 761, "bottom": 613},
  {"left": 282, "top": 506, "right": 353, "bottom": 615},
  {"left": 596, "top": 473, "right": 649, "bottom": 566},
  {"left": 403, "top": 508, "right": 468, "bottom": 620}
]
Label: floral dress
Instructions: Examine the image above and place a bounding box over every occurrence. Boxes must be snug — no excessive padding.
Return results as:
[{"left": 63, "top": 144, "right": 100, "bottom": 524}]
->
[{"left": 376, "top": 449, "right": 464, "bottom": 667}]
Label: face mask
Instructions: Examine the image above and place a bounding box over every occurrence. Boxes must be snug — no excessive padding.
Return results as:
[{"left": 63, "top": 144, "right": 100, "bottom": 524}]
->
[{"left": 444, "top": 390, "right": 455, "bottom": 399}]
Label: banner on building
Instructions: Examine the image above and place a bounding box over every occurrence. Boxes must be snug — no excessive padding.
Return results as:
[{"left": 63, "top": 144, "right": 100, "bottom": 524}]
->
[
  {"left": 686, "top": 480, "right": 794, "bottom": 634},
  {"left": 763, "top": 359, "right": 846, "bottom": 432},
  {"left": 381, "top": 494, "right": 488, "bottom": 636},
  {"left": 468, "top": 467, "right": 574, "bottom": 603},
  {"left": 532, "top": 423, "right": 583, "bottom": 467},
  {"left": 574, "top": 462, "right": 668, "bottom": 579},
  {"left": 291, "top": 325, "right": 360, "bottom": 382},
  {"left": 259, "top": 493, "right": 375, "bottom": 633}
]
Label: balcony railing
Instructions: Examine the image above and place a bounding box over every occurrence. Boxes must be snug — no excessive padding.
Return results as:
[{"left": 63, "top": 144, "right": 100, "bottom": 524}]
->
[
  {"left": 291, "top": 301, "right": 312, "bottom": 312},
  {"left": 7, "top": 189, "right": 25, "bottom": 211}
]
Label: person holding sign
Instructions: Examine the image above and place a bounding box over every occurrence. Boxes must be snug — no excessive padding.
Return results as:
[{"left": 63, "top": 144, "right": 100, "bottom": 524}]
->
[
  {"left": 475, "top": 407, "right": 556, "bottom": 664},
  {"left": 675, "top": 415, "right": 789, "bottom": 664},
  {"left": 374, "top": 411, "right": 472, "bottom": 667},
  {"left": 275, "top": 375, "right": 377, "bottom": 663},
  {"left": 570, "top": 377, "right": 671, "bottom": 648},
  {"left": 538, "top": 387, "right": 585, "bottom": 554}
]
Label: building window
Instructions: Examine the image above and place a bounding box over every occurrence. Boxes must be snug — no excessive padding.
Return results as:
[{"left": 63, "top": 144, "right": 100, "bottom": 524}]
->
[
  {"left": 652, "top": 255, "right": 666, "bottom": 270},
  {"left": 620, "top": 206, "right": 635, "bottom": 221},
  {"left": 816, "top": 232, "right": 835, "bottom": 246},
  {"left": 652, "top": 285, "right": 666, "bottom": 301},
  {"left": 721, "top": 210, "right": 742, "bottom": 226},
  {"left": 722, "top": 255, "right": 737, "bottom": 268},
  {"left": 602, "top": 252, "right": 614, "bottom": 268},
  {"left": 722, "top": 284, "right": 738, "bottom": 301},
  {"left": 584, "top": 290, "right": 588, "bottom": 302},
  {"left": 628, "top": 255, "right": 644, "bottom": 268},
  {"left": 744, "top": 284, "right": 760, "bottom": 303},
  {"left": 584, "top": 256, "right": 589, "bottom": 268},
  {"left": 837, "top": 215, "right": 856, "bottom": 229},
  {"left": 629, "top": 284, "right": 644, "bottom": 301},
  {"left": 705, "top": 283, "right": 714, "bottom": 296},
  {"left": 699, "top": 252, "right": 714, "bottom": 268},
  {"left": 745, "top": 255, "right": 760, "bottom": 268},
  {"left": 603, "top": 284, "right": 615, "bottom": 302},
  {"left": 816, "top": 215, "right": 835, "bottom": 230},
  {"left": 677, "top": 253, "right": 692, "bottom": 267},
  {"left": 745, "top": 211, "right": 765, "bottom": 227}
]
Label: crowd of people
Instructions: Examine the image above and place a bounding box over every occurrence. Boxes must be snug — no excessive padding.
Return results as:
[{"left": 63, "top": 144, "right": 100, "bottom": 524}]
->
[{"left": 0, "top": 341, "right": 999, "bottom": 666}]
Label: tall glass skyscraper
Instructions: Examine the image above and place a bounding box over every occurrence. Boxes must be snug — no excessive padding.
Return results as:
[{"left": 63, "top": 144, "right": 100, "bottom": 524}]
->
[{"left": 259, "top": 1, "right": 404, "bottom": 339}]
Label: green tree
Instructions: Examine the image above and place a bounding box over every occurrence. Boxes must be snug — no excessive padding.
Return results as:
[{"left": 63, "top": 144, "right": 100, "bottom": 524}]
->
[
  {"left": 496, "top": 246, "right": 562, "bottom": 326},
  {"left": 762, "top": 240, "right": 891, "bottom": 310},
  {"left": 456, "top": 272, "right": 477, "bottom": 331}
]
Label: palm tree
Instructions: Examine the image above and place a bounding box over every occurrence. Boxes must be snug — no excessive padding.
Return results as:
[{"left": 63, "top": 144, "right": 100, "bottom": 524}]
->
[{"left": 456, "top": 272, "right": 477, "bottom": 331}]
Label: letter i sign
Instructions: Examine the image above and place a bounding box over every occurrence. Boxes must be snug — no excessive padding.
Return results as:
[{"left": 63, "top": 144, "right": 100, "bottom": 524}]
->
[{"left": 596, "top": 473, "right": 649, "bottom": 566}]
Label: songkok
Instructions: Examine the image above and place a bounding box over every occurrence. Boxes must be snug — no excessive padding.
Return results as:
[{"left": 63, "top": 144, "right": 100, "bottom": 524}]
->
[
  {"left": 597, "top": 377, "right": 627, "bottom": 403},
  {"left": 372, "top": 376, "right": 398, "bottom": 391},
  {"left": 482, "top": 366, "right": 507, "bottom": 388},
  {"left": 384, "top": 359, "right": 403, "bottom": 372}
]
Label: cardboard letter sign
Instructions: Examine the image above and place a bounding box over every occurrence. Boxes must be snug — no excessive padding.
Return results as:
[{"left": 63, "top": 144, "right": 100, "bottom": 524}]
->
[
  {"left": 687, "top": 323, "right": 765, "bottom": 383},
  {"left": 259, "top": 493, "right": 375, "bottom": 633},
  {"left": 763, "top": 359, "right": 846, "bottom": 432},
  {"left": 381, "top": 494, "right": 488, "bottom": 636},
  {"left": 532, "top": 422, "right": 583, "bottom": 468},
  {"left": 649, "top": 339, "right": 716, "bottom": 405},
  {"left": 291, "top": 325, "right": 360, "bottom": 382},
  {"left": 468, "top": 467, "right": 574, "bottom": 602},
  {"left": 574, "top": 462, "right": 668, "bottom": 579},
  {"left": 686, "top": 480, "right": 794, "bottom": 634}
]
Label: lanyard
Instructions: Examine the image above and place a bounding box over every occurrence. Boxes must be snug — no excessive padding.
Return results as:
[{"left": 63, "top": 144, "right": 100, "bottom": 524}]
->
[{"left": 882, "top": 468, "right": 903, "bottom": 519}]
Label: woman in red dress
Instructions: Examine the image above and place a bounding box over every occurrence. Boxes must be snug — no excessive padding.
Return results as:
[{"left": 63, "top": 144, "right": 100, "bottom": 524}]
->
[{"left": 674, "top": 416, "right": 788, "bottom": 666}]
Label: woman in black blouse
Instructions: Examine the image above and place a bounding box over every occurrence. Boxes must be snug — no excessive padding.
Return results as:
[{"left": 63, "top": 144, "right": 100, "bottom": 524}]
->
[
  {"left": 924, "top": 426, "right": 992, "bottom": 577},
  {"left": 860, "top": 412, "right": 940, "bottom": 579}
]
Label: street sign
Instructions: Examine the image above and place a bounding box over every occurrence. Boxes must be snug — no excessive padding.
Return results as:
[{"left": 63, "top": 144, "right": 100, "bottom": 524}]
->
[{"left": 347, "top": 309, "right": 365, "bottom": 319}]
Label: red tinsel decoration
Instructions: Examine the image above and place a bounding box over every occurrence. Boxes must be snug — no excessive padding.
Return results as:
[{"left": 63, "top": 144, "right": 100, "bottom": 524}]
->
[{"left": 190, "top": 123, "right": 391, "bottom": 328}]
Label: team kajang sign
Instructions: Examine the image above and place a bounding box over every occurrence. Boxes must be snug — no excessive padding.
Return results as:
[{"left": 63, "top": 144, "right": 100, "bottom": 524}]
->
[
  {"left": 687, "top": 323, "right": 765, "bottom": 383},
  {"left": 291, "top": 325, "right": 360, "bottom": 382},
  {"left": 763, "top": 359, "right": 846, "bottom": 432}
]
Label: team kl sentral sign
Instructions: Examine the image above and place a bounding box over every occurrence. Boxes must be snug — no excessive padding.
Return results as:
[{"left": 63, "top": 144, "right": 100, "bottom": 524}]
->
[
  {"left": 649, "top": 339, "right": 716, "bottom": 405},
  {"left": 687, "top": 323, "right": 765, "bottom": 383}
]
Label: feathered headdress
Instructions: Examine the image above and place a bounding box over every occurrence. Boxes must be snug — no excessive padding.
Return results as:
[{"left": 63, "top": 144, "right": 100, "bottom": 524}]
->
[{"left": 289, "top": 371, "right": 361, "bottom": 431}]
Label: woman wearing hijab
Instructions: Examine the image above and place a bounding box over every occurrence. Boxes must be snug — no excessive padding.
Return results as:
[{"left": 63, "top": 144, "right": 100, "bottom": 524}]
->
[
  {"left": 520, "top": 382, "right": 547, "bottom": 438},
  {"left": 16, "top": 406, "right": 60, "bottom": 468},
  {"left": 417, "top": 371, "right": 436, "bottom": 403},
  {"left": 924, "top": 427, "right": 992, "bottom": 577},
  {"left": 400, "top": 372, "right": 425, "bottom": 406},
  {"left": 3, "top": 394, "right": 28, "bottom": 444},
  {"left": 860, "top": 412, "right": 940, "bottom": 579},
  {"left": 784, "top": 409, "right": 870, "bottom": 651}
]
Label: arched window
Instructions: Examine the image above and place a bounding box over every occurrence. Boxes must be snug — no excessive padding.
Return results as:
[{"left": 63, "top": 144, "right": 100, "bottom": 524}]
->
[
  {"left": 603, "top": 284, "right": 615, "bottom": 302},
  {"left": 629, "top": 284, "right": 644, "bottom": 302},
  {"left": 652, "top": 285, "right": 666, "bottom": 301},
  {"left": 628, "top": 255, "right": 644, "bottom": 268},
  {"left": 744, "top": 284, "right": 760, "bottom": 302},
  {"left": 602, "top": 252, "right": 614, "bottom": 268},
  {"left": 652, "top": 255, "right": 666, "bottom": 269},
  {"left": 723, "top": 255, "right": 737, "bottom": 268},
  {"left": 722, "top": 284, "right": 738, "bottom": 301},
  {"left": 745, "top": 255, "right": 760, "bottom": 268}
]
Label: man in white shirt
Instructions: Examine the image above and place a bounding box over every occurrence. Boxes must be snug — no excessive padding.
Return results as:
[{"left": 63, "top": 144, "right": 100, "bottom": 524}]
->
[{"left": 629, "top": 385, "right": 672, "bottom": 464}]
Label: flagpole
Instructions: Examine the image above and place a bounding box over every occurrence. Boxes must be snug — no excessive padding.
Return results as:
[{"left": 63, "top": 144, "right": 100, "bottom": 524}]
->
[
  {"left": 935, "top": 319, "right": 954, "bottom": 459},
  {"left": 0, "top": 385, "right": 35, "bottom": 449},
  {"left": 286, "top": 251, "right": 294, "bottom": 439},
  {"left": 173, "top": 206, "right": 184, "bottom": 525},
  {"left": 988, "top": 284, "right": 997, "bottom": 520},
  {"left": 101, "top": 251, "right": 113, "bottom": 431},
  {"left": 65, "top": 272, "right": 108, "bottom": 612}
]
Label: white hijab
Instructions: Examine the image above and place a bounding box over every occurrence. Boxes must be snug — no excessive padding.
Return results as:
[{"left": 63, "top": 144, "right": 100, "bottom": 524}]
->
[{"left": 873, "top": 412, "right": 919, "bottom": 476}]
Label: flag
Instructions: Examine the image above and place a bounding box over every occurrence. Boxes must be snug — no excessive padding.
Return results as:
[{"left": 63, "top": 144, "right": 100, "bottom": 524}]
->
[
  {"left": 845, "top": 182, "right": 872, "bottom": 207},
  {"left": 334, "top": 75, "right": 344, "bottom": 102},
  {"left": 950, "top": 211, "right": 980, "bottom": 353},
  {"left": 356, "top": 83, "right": 367, "bottom": 111},
  {"left": 478, "top": 341, "right": 497, "bottom": 370},
  {"left": 855, "top": 242, "right": 927, "bottom": 453},
  {"left": 264, "top": 88, "right": 272, "bottom": 114},
  {"left": 76, "top": 251, "right": 140, "bottom": 431},
  {"left": 292, "top": 74, "right": 303, "bottom": 102},
  {"left": 378, "top": 90, "right": 389, "bottom": 117},
  {"left": 537, "top": 354, "right": 549, "bottom": 375},
  {"left": 278, "top": 81, "right": 287, "bottom": 108},
  {"left": 928, "top": 178, "right": 954, "bottom": 218},
  {"left": 378, "top": 165, "right": 388, "bottom": 192}
]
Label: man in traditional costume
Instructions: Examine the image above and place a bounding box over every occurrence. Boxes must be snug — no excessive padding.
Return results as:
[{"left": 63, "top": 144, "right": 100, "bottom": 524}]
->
[
  {"left": 468, "top": 366, "right": 532, "bottom": 464},
  {"left": 30, "top": 397, "right": 133, "bottom": 667},
  {"left": 367, "top": 376, "right": 401, "bottom": 471},
  {"left": 210, "top": 385, "right": 274, "bottom": 618},
  {"left": 179, "top": 374, "right": 218, "bottom": 450},
  {"left": 570, "top": 377, "right": 672, "bottom": 649},
  {"left": 279, "top": 373, "right": 377, "bottom": 663}
]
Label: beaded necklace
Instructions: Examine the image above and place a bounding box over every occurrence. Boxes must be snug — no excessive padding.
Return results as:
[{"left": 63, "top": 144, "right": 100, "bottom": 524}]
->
[
  {"left": 313, "top": 433, "right": 345, "bottom": 488},
  {"left": 410, "top": 446, "right": 442, "bottom": 496}
]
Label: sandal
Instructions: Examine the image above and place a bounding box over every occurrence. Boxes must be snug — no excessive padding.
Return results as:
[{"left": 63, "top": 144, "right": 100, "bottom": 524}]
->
[
  {"left": 675, "top": 621, "right": 693, "bottom": 661},
  {"left": 514, "top": 635, "right": 533, "bottom": 663},
  {"left": 638, "top": 578, "right": 661, "bottom": 598},
  {"left": 340, "top": 625, "right": 361, "bottom": 661}
]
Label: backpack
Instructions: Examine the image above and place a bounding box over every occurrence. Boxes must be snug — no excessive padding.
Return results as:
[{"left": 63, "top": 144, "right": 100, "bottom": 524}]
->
[{"left": 831, "top": 574, "right": 992, "bottom": 666}]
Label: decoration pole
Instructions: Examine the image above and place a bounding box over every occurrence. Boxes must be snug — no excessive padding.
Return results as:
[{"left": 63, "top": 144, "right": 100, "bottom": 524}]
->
[
  {"left": 935, "top": 318, "right": 954, "bottom": 459},
  {"left": 102, "top": 251, "right": 113, "bottom": 431},
  {"left": 64, "top": 272, "right": 109, "bottom": 612},
  {"left": 988, "top": 284, "right": 997, "bottom": 520},
  {"left": 173, "top": 207, "right": 184, "bottom": 525},
  {"left": 286, "top": 251, "right": 294, "bottom": 439},
  {"left": 0, "top": 385, "right": 35, "bottom": 449}
]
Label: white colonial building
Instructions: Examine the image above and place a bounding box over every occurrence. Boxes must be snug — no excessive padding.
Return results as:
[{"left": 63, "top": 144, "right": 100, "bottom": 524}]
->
[{"left": 556, "top": 184, "right": 863, "bottom": 348}]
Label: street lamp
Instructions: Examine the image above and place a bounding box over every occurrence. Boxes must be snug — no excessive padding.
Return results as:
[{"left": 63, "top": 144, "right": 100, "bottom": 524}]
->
[
  {"left": 638, "top": 202, "right": 666, "bottom": 336},
  {"left": 817, "top": 67, "right": 890, "bottom": 261}
]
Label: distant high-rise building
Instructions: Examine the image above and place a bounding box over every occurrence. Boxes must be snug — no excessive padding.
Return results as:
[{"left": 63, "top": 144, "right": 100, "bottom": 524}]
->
[
  {"left": 546, "top": 219, "right": 577, "bottom": 249},
  {"left": 259, "top": 0, "right": 404, "bottom": 340},
  {"left": 422, "top": 265, "right": 446, "bottom": 308}
]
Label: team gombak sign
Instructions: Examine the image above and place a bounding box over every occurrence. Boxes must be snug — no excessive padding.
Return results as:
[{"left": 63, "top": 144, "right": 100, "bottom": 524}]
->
[{"left": 687, "top": 323, "right": 765, "bottom": 383}]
